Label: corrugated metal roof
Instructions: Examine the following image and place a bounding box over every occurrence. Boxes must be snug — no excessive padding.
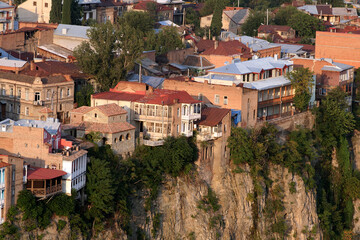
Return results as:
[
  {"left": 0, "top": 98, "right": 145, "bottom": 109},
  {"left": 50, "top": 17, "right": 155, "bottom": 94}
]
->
[
  {"left": 54, "top": 24, "right": 90, "bottom": 39},
  {"left": 298, "top": 5, "right": 318, "bottom": 15},
  {"left": 209, "top": 57, "right": 292, "bottom": 75},
  {"left": 243, "top": 76, "right": 291, "bottom": 90},
  {"left": 15, "top": 119, "right": 60, "bottom": 135}
]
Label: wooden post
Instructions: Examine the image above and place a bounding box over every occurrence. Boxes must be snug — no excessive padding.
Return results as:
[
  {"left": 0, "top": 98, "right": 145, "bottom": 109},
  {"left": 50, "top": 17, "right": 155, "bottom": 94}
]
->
[{"left": 31, "top": 180, "right": 33, "bottom": 192}]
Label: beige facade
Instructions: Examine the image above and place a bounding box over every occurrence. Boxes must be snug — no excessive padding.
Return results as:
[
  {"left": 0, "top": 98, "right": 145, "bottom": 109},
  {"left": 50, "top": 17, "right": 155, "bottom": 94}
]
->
[
  {"left": 68, "top": 104, "right": 136, "bottom": 157},
  {"left": 18, "top": 0, "right": 52, "bottom": 23},
  {"left": 0, "top": 72, "right": 74, "bottom": 123}
]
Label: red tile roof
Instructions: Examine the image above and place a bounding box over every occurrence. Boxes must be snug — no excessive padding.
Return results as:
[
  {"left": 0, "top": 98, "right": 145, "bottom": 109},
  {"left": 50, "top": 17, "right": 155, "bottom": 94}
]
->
[
  {"left": 70, "top": 106, "right": 92, "bottom": 114},
  {"left": 92, "top": 91, "right": 145, "bottom": 101},
  {"left": 133, "top": 1, "right": 172, "bottom": 11},
  {"left": 135, "top": 89, "right": 201, "bottom": 105},
  {"left": 80, "top": 121, "right": 135, "bottom": 134},
  {"left": 196, "top": 39, "right": 217, "bottom": 52},
  {"left": 22, "top": 61, "right": 89, "bottom": 78},
  {"left": 201, "top": 40, "right": 250, "bottom": 56},
  {"left": 197, "top": 107, "right": 230, "bottom": 126},
  {"left": 27, "top": 166, "right": 67, "bottom": 180},
  {"left": 96, "top": 103, "right": 127, "bottom": 116},
  {"left": 0, "top": 162, "right": 11, "bottom": 168},
  {"left": 258, "top": 25, "right": 292, "bottom": 33}
]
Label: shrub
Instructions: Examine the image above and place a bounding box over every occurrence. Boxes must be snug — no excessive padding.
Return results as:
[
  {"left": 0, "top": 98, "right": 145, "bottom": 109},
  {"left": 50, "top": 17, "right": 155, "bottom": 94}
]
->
[
  {"left": 57, "top": 220, "right": 67, "bottom": 232},
  {"left": 289, "top": 181, "right": 296, "bottom": 194}
]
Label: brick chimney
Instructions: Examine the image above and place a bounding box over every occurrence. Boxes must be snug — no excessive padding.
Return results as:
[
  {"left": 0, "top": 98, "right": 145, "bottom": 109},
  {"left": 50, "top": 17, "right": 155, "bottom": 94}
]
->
[{"left": 30, "top": 61, "right": 35, "bottom": 71}]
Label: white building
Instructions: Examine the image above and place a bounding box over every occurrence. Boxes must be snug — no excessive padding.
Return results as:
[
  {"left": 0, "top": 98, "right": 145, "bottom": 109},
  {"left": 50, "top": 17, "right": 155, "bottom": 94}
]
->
[{"left": 17, "top": 0, "right": 52, "bottom": 23}]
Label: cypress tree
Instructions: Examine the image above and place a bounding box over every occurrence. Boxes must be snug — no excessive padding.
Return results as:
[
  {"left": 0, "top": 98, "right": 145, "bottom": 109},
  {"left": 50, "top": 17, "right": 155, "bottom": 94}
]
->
[
  {"left": 50, "top": 0, "right": 62, "bottom": 23},
  {"left": 61, "top": 0, "right": 72, "bottom": 24},
  {"left": 210, "top": 0, "right": 223, "bottom": 37}
]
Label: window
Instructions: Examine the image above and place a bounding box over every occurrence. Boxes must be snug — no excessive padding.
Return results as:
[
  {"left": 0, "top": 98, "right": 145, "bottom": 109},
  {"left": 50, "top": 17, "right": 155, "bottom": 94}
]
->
[
  {"left": 114, "top": 138, "right": 117, "bottom": 143},
  {"left": 25, "top": 89, "right": 29, "bottom": 100},
  {"left": 44, "top": 2, "right": 48, "bottom": 7},
  {"left": 12, "top": 169, "right": 15, "bottom": 181},
  {"left": 275, "top": 88, "right": 280, "bottom": 98},
  {"left": 177, "top": 124, "right": 179, "bottom": 133},
  {"left": 47, "top": 90, "right": 51, "bottom": 99},
  {"left": 16, "top": 105, "right": 20, "bottom": 114},
  {"left": 67, "top": 88, "right": 70, "bottom": 96},
  {"left": 177, "top": 108, "right": 180, "bottom": 117},
  {"left": 33, "top": 1, "right": 36, "bottom": 6},
  {"left": 17, "top": 88, "right": 21, "bottom": 99},
  {"left": 34, "top": 92, "right": 40, "bottom": 101},
  {"left": 25, "top": 107, "right": 29, "bottom": 116},
  {"left": 59, "top": 104, "right": 62, "bottom": 111},
  {"left": 258, "top": 92, "right": 263, "bottom": 102},
  {"left": 120, "top": 135, "right": 123, "bottom": 141},
  {"left": 1, "top": 85, "right": 5, "bottom": 95},
  {"left": 9, "top": 87, "right": 13, "bottom": 97},
  {"left": 223, "top": 96, "right": 228, "bottom": 105},
  {"left": 94, "top": 113, "right": 97, "bottom": 118},
  {"left": 126, "top": 133, "right": 130, "bottom": 140},
  {"left": 9, "top": 103, "right": 13, "bottom": 112},
  {"left": 60, "top": 89, "right": 63, "bottom": 99},
  {"left": 214, "top": 94, "right": 219, "bottom": 104}
]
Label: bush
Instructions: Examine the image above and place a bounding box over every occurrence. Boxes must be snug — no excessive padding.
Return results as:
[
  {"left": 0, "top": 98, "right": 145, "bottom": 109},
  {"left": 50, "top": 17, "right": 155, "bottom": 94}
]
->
[
  {"left": 289, "top": 181, "right": 296, "bottom": 194},
  {"left": 48, "top": 194, "right": 75, "bottom": 217},
  {"left": 57, "top": 220, "right": 67, "bottom": 232}
]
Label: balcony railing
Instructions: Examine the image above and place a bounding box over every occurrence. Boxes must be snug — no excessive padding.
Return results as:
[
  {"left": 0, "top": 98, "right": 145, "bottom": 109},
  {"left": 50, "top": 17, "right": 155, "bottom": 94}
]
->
[
  {"left": 31, "top": 184, "right": 62, "bottom": 197},
  {"left": 143, "top": 139, "right": 164, "bottom": 146},
  {"left": 33, "top": 100, "right": 44, "bottom": 106},
  {"left": 197, "top": 131, "right": 222, "bottom": 141},
  {"left": 181, "top": 131, "right": 193, "bottom": 137},
  {"left": 181, "top": 113, "right": 201, "bottom": 121}
]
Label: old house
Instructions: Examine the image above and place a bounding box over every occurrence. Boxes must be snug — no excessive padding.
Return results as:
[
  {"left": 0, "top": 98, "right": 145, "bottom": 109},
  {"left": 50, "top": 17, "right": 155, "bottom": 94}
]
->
[
  {"left": 298, "top": 5, "right": 357, "bottom": 25},
  {"left": 0, "top": 72, "right": 74, "bottom": 123},
  {"left": 18, "top": 0, "right": 52, "bottom": 23},
  {"left": 0, "top": 2, "right": 15, "bottom": 33},
  {"left": 257, "top": 25, "right": 296, "bottom": 41},
  {"left": 66, "top": 103, "right": 136, "bottom": 157}
]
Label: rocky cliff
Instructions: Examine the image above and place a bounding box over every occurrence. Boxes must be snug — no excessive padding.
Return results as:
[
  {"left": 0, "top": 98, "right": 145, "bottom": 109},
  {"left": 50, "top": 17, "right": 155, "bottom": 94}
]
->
[{"left": 125, "top": 157, "right": 322, "bottom": 240}]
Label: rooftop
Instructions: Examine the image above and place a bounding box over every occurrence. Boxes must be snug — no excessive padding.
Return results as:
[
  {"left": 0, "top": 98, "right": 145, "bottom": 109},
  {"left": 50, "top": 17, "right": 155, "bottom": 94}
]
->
[
  {"left": 54, "top": 24, "right": 90, "bottom": 39},
  {"left": 258, "top": 25, "right": 292, "bottom": 33},
  {"left": 223, "top": 8, "right": 249, "bottom": 25},
  {"left": 133, "top": 1, "right": 172, "bottom": 11},
  {"left": 0, "top": 2, "right": 14, "bottom": 9},
  {"left": 135, "top": 89, "right": 201, "bottom": 105},
  {"left": 128, "top": 74, "right": 165, "bottom": 88},
  {"left": 27, "top": 166, "right": 67, "bottom": 180},
  {"left": 78, "top": 121, "right": 135, "bottom": 134},
  {"left": 14, "top": 118, "right": 61, "bottom": 135},
  {"left": 197, "top": 107, "right": 231, "bottom": 126},
  {"left": 38, "top": 44, "right": 74, "bottom": 59},
  {"left": 0, "top": 71, "right": 70, "bottom": 84},
  {"left": 96, "top": 103, "right": 128, "bottom": 116},
  {"left": 92, "top": 91, "right": 145, "bottom": 101},
  {"left": 22, "top": 61, "right": 88, "bottom": 78},
  {"left": 0, "top": 162, "right": 11, "bottom": 168},
  {"left": 243, "top": 75, "right": 291, "bottom": 90},
  {"left": 201, "top": 40, "right": 251, "bottom": 56},
  {"left": 209, "top": 57, "right": 292, "bottom": 75}
]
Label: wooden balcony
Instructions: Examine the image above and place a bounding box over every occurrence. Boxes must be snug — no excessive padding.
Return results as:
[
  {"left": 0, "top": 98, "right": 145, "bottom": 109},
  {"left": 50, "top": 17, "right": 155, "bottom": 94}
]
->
[{"left": 26, "top": 178, "right": 63, "bottom": 198}]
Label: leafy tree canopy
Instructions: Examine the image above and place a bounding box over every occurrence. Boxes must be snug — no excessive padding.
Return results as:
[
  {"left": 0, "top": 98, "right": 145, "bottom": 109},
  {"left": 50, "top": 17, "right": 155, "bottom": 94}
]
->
[
  {"left": 50, "top": 0, "right": 62, "bottom": 23},
  {"left": 241, "top": 11, "right": 266, "bottom": 36},
  {"left": 61, "top": 0, "right": 72, "bottom": 24},
  {"left": 274, "top": 6, "right": 298, "bottom": 25},
  {"left": 210, "top": 0, "right": 223, "bottom": 37},
  {"left": 118, "top": 11, "right": 155, "bottom": 34},
  {"left": 288, "top": 11, "right": 325, "bottom": 38},
  {"left": 286, "top": 67, "right": 314, "bottom": 112},
  {"left": 74, "top": 21, "right": 144, "bottom": 91},
  {"left": 145, "top": 26, "right": 184, "bottom": 55}
]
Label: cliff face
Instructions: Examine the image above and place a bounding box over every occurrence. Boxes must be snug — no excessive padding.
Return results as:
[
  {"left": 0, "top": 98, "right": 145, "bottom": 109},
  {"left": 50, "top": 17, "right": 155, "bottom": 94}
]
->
[{"left": 128, "top": 157, "right": 322, "bottom": 240}]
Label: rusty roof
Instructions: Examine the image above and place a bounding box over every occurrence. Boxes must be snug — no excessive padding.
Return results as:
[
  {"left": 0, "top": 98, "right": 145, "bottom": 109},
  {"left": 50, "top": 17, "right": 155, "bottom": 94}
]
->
[
  {"left": 80, "top": 121, "right": 135, "bottom": 134},
  {"left": 197, "top": 107, "right": 231, "bottom": 126},
  {"left": 27, "top": 166, "right": 67, "bottom": 180},
  {"left": 201, "top": 40, "right": 251, "bottom": 56},
  {"left": 135, "top": 89, "right": 201, "bottom": 105}
]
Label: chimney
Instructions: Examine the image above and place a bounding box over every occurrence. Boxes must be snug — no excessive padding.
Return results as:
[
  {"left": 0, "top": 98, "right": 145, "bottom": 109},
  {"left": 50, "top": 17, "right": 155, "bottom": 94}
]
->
[
  {"left": 226, "top": 36, "right": 230, "bottom": 42},
  {"left": 75, "top": 145, "right": 80, "bottom": 151},
  {"left": 62, "top": 28, "right": 68, "bottom": 35},
  {"left": 246, "top": 42, "right": 249, "bottom": 48},
  {"left": 66, "top": 150, "right": 70, "bottom": 157},
  {"left": 212, "top": 36, "right": 216, "bottom": 41},
  {"left": 250, "top": 48, "right": 253, "bottom": 53},
  {"left": 30, "top": 61, "right": 35, "bottom": 71},
  {"left": 214, "top": 41, "right": 218, "bottom": 49}
]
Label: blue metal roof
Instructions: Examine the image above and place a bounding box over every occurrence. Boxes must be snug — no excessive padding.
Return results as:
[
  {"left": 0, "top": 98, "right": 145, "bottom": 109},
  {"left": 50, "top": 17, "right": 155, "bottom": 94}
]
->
[
  {"left": 54, "top": 24, "right": 90, "bottom": 39},
  {"left": 209, "top": 57, "right": 292, "bottom": 75},
  {"left": 243, "top": 76, "right": 291, "bottom": 90},
  {"left": 128, "top": 74, "right": 164, "bottom": 89}
]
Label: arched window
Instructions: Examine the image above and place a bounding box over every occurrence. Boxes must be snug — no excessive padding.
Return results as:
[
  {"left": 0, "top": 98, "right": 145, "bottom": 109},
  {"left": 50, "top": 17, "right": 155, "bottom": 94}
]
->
[
  {"left": 126, "top": 133, "right": 130, "bottom": 140},
  {"left": 114, "top": 138, "right": 117, "bottom": 143},
  {"left": 183, "top": 105, "right": 188, "bottom": 115},
  {"left": 60, "top": 89, "right": 63, "bottom": 99},
  {"left": 197, "top": 104, "right": 201, "bottom": 113},
  {"left": 120, "top": 135, "right": 123, "bottom": 141}
]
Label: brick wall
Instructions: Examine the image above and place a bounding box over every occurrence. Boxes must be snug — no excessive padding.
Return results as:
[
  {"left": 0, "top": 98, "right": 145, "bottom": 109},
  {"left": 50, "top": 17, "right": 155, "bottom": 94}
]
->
[
  {"left": 199, "top": 54, "right": 233, "bottom": 68},
  {"left": 315, "top": 31, "right": 360, "bottom": 68},
  {"left": 163, "top": 78, "right": 258, "bottom": 127}
]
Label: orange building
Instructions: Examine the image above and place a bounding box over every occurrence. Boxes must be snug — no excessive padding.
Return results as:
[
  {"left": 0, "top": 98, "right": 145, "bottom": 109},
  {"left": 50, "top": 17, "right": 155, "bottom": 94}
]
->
[{"left": 315, "top": 31, "right": 360, "bottom": 68}]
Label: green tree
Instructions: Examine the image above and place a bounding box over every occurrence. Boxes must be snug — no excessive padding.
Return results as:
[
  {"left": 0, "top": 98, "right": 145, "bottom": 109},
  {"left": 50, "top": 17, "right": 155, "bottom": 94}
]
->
[
  {"left": 145, "top": 26, "right": 184, "bottom": 55},
  {"left": 75, "top": 84, "right": 94, "bottom": 107},
  {"left": 286, "top": 67, "right": 314, "bottom": 112},
  {"left": 71, "top": 0, "right": 82, "bottom": 25},
  {"left": 61, "top": 0, "right": 72, "bottom": 24},
  {"left": 241, "top": 11, "right": 266, "bottom": 36},
  {"left": 288, "top": 12, "right": 324, "bottom": 38},
  {"left": 274, "top": 6, "right": 298, "bottom": 25},
  {"left": 74, "top": 21, "right": 144, "bottom": 91},
  {"left": 210, "top": 0, "right": 223, "bottom": 37},
  {"left": 86, "top": 157, "right": 115, "bottom": 229},
  {"left": 185, "top": 8, "right": 200, "bottom": 29},
  {"left": 50, "top": 0, "right": 62, "bottom": 23},
  {"left": 119, "top": 11, "right": 154, "bottom": 34}
]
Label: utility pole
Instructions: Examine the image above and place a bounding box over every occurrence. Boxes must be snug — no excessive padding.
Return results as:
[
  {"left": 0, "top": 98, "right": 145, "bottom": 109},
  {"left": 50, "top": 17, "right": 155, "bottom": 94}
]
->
[{"left": 238, "top": 0, "right": 239, "bottom": 7}]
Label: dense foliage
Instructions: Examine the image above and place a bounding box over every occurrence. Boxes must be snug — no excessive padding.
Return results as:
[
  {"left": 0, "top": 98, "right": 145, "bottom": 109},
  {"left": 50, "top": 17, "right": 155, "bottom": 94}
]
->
[
  {"left": 287, "top": 67, "right": 314, "bottom": 112},
  {"left": 288, "top": 11, "right": 325, "bottom": 38},
  {"left": 210, "top": 0, "right": 223, "bottom": 37},
  {"left": 241, "top": 11, "right": 266, "bottom": 36},
  {"left": 50, "top": 0, "right": 62, "bottom": 23},
  {"left": 61, "top": 0, "right": 72, "bottom": 24},
  {"left": 75, "top": 84, "right": 94, "bottom": 107},
  {"left": 74, "top": 21, "right": 144, "bottom": 91}
]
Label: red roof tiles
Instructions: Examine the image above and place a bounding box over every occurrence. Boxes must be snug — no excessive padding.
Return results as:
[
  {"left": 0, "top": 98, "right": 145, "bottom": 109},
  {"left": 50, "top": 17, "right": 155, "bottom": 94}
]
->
[
  {"left": 96, "top": 103, "right": 127, "bottom": 116},
  {"left": 258, "top": 25, "right": 292, "bottom": 33},
  {"left": 197, "top": 107, "right": 231, "bottom": 126},
  {"left": 70, "top": 106, "right": 92, "bottom": 114},
  {"left": 135, "top": 89, "right": 201, "bottom": 105},
  {"left": 27, "top": 166, "right": 67, "bottom": 180},
  {"left": 0, "top": 162, "right": 11, "bottom": 168},
  {"left": 133, "top": 1, "right": 172, "bottom": 11},
  {"left": 80, "top": 121, "right": 135, "bottom": 134}
]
